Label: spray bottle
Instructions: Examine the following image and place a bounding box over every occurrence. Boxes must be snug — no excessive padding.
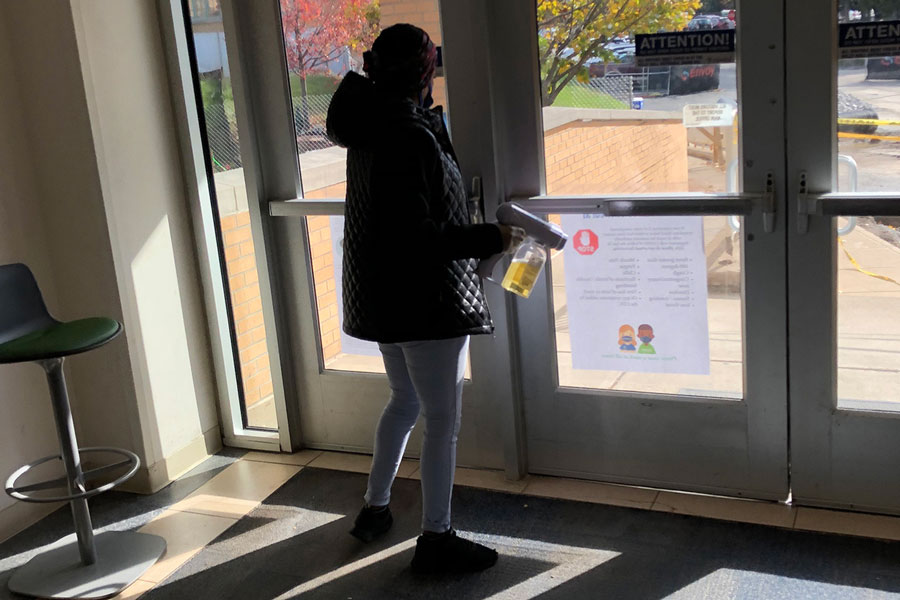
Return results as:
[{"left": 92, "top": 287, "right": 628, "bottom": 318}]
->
[{"left": 478, "top": 203, "right": 569, "bottom": 298}]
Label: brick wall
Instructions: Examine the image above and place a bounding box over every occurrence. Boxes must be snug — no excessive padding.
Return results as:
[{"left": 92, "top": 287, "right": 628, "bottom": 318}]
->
[
  {"left": 216, "top": 178, "right": 348, "bottom": 404},
  {"left": 218, "top": 207, "right": 273, "bottom": 410},
  {"left": 305, "top": 181, "right": 347, "bottom": 362},
  {"left": 379, "top": 0, "right": 446, "bottom": 107},
  {"left": 544, "top": 119, "right": 689, "bottom": 194}
]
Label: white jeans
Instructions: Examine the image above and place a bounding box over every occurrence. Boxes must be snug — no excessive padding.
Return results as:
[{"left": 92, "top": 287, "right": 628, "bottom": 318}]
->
[{"left": 364, "top": 336, "right": 469, "bottom": 532}]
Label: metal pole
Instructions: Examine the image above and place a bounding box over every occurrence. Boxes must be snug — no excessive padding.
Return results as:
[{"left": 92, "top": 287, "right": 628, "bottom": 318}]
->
[{"left": 41, "top": 358, "right": 97, "bottom": 566}]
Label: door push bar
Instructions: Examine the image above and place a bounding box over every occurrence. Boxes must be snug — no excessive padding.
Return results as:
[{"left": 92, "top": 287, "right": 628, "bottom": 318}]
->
[
  {"left": 511, "top": 171, "right": 777, "bottom": 233},
  {"left": 730, "top": 157, "right": 858, "bottom": 236},
  {"left": 797, "top": 171, "right": 900, "bottom": 234}
]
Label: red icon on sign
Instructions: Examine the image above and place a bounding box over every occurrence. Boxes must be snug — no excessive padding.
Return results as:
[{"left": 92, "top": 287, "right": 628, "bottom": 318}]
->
[{"left": 573, "top": 229, "right": 599, "bottom": 255}]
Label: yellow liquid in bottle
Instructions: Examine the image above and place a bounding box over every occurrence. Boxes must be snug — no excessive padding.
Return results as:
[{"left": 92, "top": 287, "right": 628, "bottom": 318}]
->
[{"left": 501, "top": 260, "right": 542, "bottom": 298}]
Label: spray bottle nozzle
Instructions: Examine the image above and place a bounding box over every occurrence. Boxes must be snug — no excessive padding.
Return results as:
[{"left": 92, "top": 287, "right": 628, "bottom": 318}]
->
[{"left": 478, "top": 203, "right": 570, "bottom": 291}]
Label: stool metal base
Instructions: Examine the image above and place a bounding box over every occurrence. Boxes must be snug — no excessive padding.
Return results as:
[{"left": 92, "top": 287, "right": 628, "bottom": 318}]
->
[{"left": 8, "top": 531, "right": 166, "bottom": 600}]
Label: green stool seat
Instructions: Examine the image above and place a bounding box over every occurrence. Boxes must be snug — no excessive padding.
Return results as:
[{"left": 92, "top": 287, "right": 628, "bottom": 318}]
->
[
  {"left": 0, "top": 317, "right": 121, "bottom": 364},
  {"left": 1, "top": 263, "right": 165, "bottom": 599}
]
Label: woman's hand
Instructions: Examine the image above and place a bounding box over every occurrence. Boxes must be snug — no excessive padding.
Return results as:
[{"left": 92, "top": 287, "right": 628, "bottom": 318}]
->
[{"left": 497, "top": 225, "right": 527, "bottom": 253}]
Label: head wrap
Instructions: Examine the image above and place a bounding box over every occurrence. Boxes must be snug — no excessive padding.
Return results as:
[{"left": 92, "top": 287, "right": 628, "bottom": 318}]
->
[{"left": 362, "top": 23, "right": 437, "bottom": 97}]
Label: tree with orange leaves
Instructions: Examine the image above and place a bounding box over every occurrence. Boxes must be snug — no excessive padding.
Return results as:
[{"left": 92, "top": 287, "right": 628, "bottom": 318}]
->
[{"left": 281, "top": 0, "right": 379, "bottom": 125}]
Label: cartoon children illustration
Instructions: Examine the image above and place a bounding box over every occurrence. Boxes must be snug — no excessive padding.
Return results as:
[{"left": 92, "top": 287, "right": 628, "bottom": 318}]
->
[
  {"left": 618, "top": 325, "right": 637, "bottom": 352},
  {"left": 637, "top": 324, "right": 656, "bottom": 354}
]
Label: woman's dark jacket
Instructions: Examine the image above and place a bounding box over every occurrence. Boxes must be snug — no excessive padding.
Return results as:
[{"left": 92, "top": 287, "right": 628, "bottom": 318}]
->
[{"left": 326, "top": 72, "right": 502, "bottom": 343}]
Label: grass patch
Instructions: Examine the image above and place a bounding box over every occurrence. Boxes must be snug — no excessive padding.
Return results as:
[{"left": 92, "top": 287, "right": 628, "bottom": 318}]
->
[
  {"left": 197, "top": 73, "right": 341, "bottom": 116},
  {"left": 289, "top": 73, "right": 341, "bottom": 99},
  {"left": 552, "top": 83, "right": 629, "bottom": 109},
  {"left": 199, "top": 75, "right": 236, "bottom": 123}
]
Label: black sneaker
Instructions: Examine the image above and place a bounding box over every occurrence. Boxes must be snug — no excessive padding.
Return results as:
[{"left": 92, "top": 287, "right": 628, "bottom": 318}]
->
[
  {"left": 410, "top": 529, "right": 498, "bottom": 574},
  {"left": 349, "top": 505, "right": 393, "bottom": 542}
]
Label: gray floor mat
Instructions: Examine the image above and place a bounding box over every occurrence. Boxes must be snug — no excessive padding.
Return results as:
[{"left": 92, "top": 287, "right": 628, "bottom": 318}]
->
[{"left": 140, "top": 467, "right": 900, "bottom": 600}]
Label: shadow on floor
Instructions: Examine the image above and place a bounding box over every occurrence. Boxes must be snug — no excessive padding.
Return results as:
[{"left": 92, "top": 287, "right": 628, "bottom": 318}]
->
[
  {"left": 0, "top": 448, "right": 244, "bottom": 599},
  {"left": 141, "top": 467, "right": 900, "bottom": 600}
]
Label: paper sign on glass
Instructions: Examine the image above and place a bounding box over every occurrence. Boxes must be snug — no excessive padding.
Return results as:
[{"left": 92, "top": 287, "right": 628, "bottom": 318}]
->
[
  {"left": 683, "top": 103, "right": 736, "bottom": 128},
  {"left": 329, "top": 216, "right": 381, "bottom": 357},
  {"left": 561, "top": 215, "right": 711, "bottom": 375}
]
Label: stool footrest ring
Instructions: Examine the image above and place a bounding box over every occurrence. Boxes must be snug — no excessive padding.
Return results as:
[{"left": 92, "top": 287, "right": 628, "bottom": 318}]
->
[{"left": 5, "top": 447, "right": 140, "bottom": 503}]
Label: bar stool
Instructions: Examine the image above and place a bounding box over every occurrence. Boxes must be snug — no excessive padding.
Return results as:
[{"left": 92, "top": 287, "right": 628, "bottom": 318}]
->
[{"left": 0, "top": 263, "right": 165, "bottom": 599}]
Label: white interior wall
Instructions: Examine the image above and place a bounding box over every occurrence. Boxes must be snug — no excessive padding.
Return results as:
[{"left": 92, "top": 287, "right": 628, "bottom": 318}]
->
[
  {"left": 0, "top": 0, "right": 223, "bottom": 541},
  {"left": 70, "top": 0, "right": 220, "bottom": 482},
  {"left": 0, "top": 8, "right": 68, "bottom": 541},
  {"left": 2, "top": 2, "right": 143, "bottom": 464}
]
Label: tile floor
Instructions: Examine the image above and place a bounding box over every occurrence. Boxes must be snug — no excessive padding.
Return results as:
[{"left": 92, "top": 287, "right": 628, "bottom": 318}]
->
[{"left": 5, "top": 449, "right": 900, "bottom": 599}]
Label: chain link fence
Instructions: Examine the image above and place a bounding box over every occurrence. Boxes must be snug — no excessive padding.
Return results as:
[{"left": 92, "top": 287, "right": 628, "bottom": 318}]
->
[
  {"left": 203, "top": 107, "right": 242, "bottom": 172},
  {"left": 204, "top": 93, "right": 337, "bottom": 173},
  {"left": 567, "top": 76, "right": 634, "bottom": 108},
  {"left": 631, "top": 68, "right": 672, "bottom": 95},
  {"left": 204, "top": 80, "right": 640, "bottom": 173},
  {"left": 291, "top": 93, "right": 334, "bottom": 155}
]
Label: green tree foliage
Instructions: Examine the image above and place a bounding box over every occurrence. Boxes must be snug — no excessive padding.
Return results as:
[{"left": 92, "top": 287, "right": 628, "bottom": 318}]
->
[
  {"left": 538, "top": 0, "right": 701, "bottom": 106},
  {"left": 281, "top": 0, "right": 379, "bottom": 130}
]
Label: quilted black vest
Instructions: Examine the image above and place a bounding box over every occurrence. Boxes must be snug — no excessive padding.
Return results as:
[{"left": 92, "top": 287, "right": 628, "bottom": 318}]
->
[{"left": 326, "top": 73, "right": 502, "bottom": 344}]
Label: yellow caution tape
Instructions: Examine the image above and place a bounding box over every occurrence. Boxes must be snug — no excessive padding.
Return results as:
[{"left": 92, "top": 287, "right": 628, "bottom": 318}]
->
[
  {"left": 838, "top": 132, "right": 900, "bottom": 141},
  {"left": 838, "top": 236, "right": 900, "bottom": 287},
  {"left": 837, "top": 118, "right": 900, "bottom": 126}
]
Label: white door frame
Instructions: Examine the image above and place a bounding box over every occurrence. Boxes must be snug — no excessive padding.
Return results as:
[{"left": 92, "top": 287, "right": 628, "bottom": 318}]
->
[
  {"left": 487, "top": 0, "right": 790, "bottom": 498},
  {"left": 178, "top": 0, "right": 798, "bottom": 500},
  {"left": 170, "top": 0, "right": 900, "bottom": 512},
  {"left": 158, "top": 0, "right": 284, "bottom": 451},
  {"left": 787, "top": 0, "right": 900, "bottom": 514},
  {"left": 229, "top": 0, "right": 527, "bottom": 472}
]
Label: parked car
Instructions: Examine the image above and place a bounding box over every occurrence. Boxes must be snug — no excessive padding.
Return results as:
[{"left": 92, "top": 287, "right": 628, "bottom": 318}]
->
[
  {"left": 587, "top": 45, "right": 640, "bottom": 77},
  {"left": 687, "top": 15, "right": 718, "bottom": 30},
  {"left": 687, "top": 14, "right": 733, "bottom": 30},
  {"left": 866, "top": 56, "right": 900, "bottom": 80},
  {"left": 606, "top": 37, "right": 633, "bottom": 52}
]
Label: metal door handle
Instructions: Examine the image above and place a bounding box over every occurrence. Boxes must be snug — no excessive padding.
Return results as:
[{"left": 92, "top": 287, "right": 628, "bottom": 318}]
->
[
  {"left": 510, "top": 170, "right": 776, "bottom": 233},
  {"left": 797, "top": 160, "right": 900, "bottom": 233}
]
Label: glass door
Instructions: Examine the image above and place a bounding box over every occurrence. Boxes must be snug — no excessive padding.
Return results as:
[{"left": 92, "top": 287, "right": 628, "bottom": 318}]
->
[
  {"left": 181, "top": 0, "right": 900, "bottom": 511},
  {"left": 223, "top": 0, "right": 522, "bottom": 469},
  {"left": 788, "top": 0, "right": 900, "bottom": 513},
  {"left": 491, "top": 0, "right": 790, "bottom": 498},
  {"left": 213, "top": 0, "right": 796, "bottom": 501}
]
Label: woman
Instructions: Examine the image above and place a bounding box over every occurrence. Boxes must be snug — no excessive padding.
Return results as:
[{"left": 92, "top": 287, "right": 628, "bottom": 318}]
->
[{"left": 326, "top": 23, "right": 523, "bottom": 574}]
